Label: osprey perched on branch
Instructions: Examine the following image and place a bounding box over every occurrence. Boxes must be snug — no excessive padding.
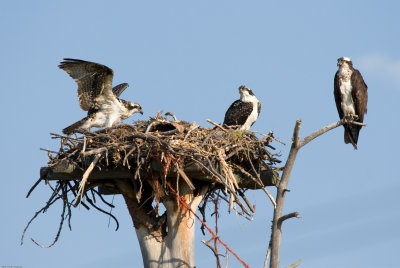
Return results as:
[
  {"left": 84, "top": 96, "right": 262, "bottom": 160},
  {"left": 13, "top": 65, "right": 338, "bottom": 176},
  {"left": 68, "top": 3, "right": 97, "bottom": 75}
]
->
[
  {"left": 223, "top": 85, "right": 261, "bottom": 130},
  {"left": 334, "top": 57, "right": 368, "bottom": 149},
  {"left": 59, "top": 58, "right": 143, "bottom": 134}
]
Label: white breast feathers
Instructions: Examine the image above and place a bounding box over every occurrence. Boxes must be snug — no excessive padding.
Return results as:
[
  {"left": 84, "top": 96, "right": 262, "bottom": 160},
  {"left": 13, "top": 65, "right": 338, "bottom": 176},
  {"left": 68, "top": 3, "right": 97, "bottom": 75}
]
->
[{"left": 338, "top": 64, "right": 355, "bottom": 116}]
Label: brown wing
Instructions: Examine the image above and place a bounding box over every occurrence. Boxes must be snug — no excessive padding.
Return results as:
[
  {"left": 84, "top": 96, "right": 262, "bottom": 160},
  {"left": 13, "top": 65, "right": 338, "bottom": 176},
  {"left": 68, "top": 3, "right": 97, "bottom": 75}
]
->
[
  {"left": 351, "top": 69, "right": 368, "bottom": 123},
  {"left": 59, "top": 58, "right": 115, "bottom": 111},
  {"left": 223, "top": 100, "right": 253, "bottom": 127},
  {"left": 334, "top": 71, "right": 344, "bottom": 119}
]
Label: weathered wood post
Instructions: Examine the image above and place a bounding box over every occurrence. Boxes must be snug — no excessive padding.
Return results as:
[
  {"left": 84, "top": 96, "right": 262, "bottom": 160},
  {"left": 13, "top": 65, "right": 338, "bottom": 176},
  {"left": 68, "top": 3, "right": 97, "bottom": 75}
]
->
[{"left": 117, "top": 179, "right": 207, "bottom": 268}]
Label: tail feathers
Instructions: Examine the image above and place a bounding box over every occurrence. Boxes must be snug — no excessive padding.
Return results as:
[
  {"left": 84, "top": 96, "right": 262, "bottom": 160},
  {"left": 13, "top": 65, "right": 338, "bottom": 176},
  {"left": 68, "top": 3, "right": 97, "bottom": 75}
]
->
[
  {"left": 344, "top": 125, "right": 360, "bottom": 150},
  {"left": 63, "top": 117, "right": 89, "bottom": 135}
]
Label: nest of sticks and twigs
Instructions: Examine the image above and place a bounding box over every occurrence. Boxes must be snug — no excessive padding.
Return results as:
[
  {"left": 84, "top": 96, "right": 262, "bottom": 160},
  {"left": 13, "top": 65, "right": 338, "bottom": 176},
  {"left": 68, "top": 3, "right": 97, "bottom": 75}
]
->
[{"left": 23, "top": 112, "right": 282, "bottom": 247}]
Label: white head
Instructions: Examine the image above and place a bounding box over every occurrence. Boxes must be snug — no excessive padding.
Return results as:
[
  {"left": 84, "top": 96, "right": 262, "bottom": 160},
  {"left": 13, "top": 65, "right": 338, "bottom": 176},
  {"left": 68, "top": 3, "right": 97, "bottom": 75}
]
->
[
  {"left": 239, "top": 85, "right": 258, "bottom": 102},
  {"left": 129, "top": 102, "right": 143, "bottom": 115},
  {"left": 337, "top": 57, "right": 353, "bottom": 68},
  {"left": 122, "top": 101, "right": 143, "bottom": 119}
]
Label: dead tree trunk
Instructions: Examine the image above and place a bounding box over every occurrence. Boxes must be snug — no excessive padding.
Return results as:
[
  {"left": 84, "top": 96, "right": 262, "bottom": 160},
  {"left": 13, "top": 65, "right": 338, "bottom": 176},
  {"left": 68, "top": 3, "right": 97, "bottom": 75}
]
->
[
  {"left": 267, "top": 118, "right": 365, "bottom": 268},
  {"left": 116, "top": 179, "right": 208, "bottom": 268}
]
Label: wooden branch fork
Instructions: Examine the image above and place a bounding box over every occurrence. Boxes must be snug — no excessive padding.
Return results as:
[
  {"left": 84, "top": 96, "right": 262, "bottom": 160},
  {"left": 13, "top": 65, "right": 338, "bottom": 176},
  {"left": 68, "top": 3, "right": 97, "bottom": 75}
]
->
[{"left": 267, "top": 118, "right": 362, "bottom": 268}]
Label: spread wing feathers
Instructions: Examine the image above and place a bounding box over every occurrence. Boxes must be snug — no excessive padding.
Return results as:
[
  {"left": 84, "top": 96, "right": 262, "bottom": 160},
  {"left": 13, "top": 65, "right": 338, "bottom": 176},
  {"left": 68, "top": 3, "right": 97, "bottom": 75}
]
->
[
  {"left": 333, "top": 71, "right": 344, "bottom": 119},
  {"left": 112, "top": 83, "right": 129, "bottom": 97},
  {"left": 223, "top": 100, "right": 253, "bottom": 127},
  {"left": 59, "top": 58, "right": 115, "bottom": 111}
]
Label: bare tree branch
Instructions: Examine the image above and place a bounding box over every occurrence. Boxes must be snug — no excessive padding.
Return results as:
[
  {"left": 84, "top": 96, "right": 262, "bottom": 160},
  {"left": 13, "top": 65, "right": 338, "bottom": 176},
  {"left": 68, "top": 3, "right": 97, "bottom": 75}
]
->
[
  {"left": 80, "top": 147, "right": 107, "bottom": 157},
  {"left": 277, "top": 212, "right": 300, "bottom": 228},
  {"left": 26, "top": 177, "right": 43, "bottom": 198},
  {"left": 286, "top": 259, "right": 302, "bottom": 268},
  {"left": 299, "top": 120, "right": 339, "bottom": 148},
  {"left": 232, "top": 163, "right": 277, "bottom": 208},
  {"left": 263, "top": 245, "right": 271, "bottom": 268},
  {"left": 206, "top": 118, "right": 228, "bottom": 132},
  {"left": 298, "top": 118, "right": 364, "bottom": 148},
  {"left": 269, "top": 118, "right": 354, "bottom": 268},
  {"left": 292, "top": 120, "right": 301, "bottom": 148},
  {"left": 75, "top": 153, "right": 102, "bottom": 203},
  {"left": 201, "top": 240, "right": 223, "bottom": 268}
]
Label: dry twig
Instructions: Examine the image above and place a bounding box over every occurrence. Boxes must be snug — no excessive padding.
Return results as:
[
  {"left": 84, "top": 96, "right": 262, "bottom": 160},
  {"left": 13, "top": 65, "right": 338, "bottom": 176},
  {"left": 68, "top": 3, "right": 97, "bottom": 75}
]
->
[{"left": 75, "top": 153, "right": 102, "bottom": 203}]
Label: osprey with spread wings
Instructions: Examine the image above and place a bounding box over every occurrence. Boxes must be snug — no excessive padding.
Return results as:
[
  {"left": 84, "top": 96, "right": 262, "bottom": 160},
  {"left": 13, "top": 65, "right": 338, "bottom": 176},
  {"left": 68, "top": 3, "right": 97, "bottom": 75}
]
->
[{"left": 59, "top": 58, "right": 143, "bottom": 134}]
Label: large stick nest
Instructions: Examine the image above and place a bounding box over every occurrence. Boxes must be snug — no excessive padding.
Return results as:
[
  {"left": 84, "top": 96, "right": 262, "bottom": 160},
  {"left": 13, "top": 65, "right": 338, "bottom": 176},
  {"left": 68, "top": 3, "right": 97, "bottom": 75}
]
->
[
  {"left": 24, "top": 112, "right": 282, "bottom": 247},
  {"left": 44, "top": 112, "right": 281, "bottom": 190}
]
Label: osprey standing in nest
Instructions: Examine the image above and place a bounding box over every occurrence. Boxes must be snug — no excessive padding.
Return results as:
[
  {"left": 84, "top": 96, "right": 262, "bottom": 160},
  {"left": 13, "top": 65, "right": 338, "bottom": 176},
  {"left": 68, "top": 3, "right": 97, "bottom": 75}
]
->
[
  {"left": 59, "top": 58, "right": 143, "bottom": 134},
  {"left": 223, "top": 85, "right": 261, "bottom": 130},
  {"left": 334, "top": 57, "right": 368, "bottom": 149}
]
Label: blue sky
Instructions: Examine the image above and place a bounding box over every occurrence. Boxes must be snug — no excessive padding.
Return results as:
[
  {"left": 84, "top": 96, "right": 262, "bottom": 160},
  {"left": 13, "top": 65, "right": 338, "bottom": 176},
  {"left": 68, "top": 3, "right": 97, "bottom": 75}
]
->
[{"left": 1, "top": 1, "right": 399, "bottom": 267}]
